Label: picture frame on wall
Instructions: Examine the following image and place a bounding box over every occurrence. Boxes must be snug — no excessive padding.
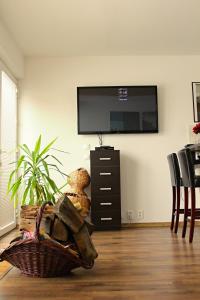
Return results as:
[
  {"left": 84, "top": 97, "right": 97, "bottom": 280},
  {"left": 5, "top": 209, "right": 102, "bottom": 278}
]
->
[{"left": 192, "top": 82, "right": 200, "bottom": 122}]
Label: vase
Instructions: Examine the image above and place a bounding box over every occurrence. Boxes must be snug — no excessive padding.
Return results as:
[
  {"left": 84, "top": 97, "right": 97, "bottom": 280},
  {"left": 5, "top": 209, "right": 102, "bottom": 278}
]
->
[
  {"left": 194, "top": 134, "right": 200, "bottom": 144},
  {"left": 65, "top": 168, "right": 91, "bottom": 218}
]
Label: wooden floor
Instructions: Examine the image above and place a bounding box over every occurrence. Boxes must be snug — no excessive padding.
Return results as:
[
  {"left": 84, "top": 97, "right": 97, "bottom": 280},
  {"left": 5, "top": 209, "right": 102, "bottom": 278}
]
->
[{"left": 1, "top": 227, "right": 200, "bottom": 300}]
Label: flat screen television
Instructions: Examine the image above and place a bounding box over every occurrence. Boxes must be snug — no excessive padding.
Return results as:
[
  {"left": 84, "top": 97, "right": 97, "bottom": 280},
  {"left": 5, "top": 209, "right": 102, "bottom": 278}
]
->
[{"left": 77, "top": 86, "right": 158, "bottom": 134}]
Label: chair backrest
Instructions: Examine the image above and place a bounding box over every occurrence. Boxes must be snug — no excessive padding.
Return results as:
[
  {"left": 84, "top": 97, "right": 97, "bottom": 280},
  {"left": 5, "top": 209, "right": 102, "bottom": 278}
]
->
[
  {"left": 167, "top": 153, "right": 181, "bottom": 187},
  {"left": 177, "top": 148, "right": 195, "bottom": 187}
]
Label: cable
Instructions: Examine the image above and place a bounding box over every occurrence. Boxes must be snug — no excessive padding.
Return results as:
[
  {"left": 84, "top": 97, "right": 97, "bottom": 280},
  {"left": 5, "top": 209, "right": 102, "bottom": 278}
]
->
[{"left": 98, "top": 133, "right": 103, "bottom": 146}]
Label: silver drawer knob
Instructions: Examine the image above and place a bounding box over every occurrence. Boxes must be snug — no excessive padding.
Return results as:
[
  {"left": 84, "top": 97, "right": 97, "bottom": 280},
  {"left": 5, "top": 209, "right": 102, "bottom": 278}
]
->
[
  {"left": 100, "top": 202, "right": 112, "bottom": 206},
  {"left": 101, "top": 217, "right": 112, "bottom": 221},
  {"left": 99, "top": 187, "right": 112, "bottom": 191}
]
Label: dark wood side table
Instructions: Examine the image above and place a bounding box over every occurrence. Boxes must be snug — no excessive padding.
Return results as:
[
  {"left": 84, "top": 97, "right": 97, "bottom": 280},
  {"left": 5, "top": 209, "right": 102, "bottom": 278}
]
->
[{"left": 90, "top": 149, "right": 121, "bottom": 230}]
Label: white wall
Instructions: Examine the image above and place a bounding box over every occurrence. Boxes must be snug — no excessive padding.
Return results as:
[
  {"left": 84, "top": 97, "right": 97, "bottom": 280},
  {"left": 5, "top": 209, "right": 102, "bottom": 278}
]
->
[
  {"left": 19, "top": 55, "right": 200, "bottom": 223},
  {"left": 0, "top": 20, "right": 24, "bottom": 78}
]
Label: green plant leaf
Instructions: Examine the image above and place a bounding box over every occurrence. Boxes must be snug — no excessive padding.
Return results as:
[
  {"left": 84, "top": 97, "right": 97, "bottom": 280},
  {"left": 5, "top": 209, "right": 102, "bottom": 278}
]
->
[
  {"left": 22, "top": 179, "right": 32, "bottom": 205},
  {"left": 50, "top": 155, "right": 63, "bottom": 165},
  {"left": 9, "top": 161, "right": 18, "bottom": 165},
  {"left": 44, "top": 185, "right": 52, "bottom": 201},
  {"left": 7, "top": 135, "right": 67, "bottom": 206},
  {"left": 16, "top": 155, "right": 25, "bottom": 170},
  {"left": 51, "top": 194, "right": 56, "bottom": 204},
  {"left": 8, "top": 177, "right": 20, "bottom": 193},
  {"left": 34, "top": 135, "right": 41, "bottom": 156},
  {"left": 7, "top": 170, "right": 16, "bottom": 192},
  {"left": 31, "top": 151, "right": 36, "bottom": 164},
  {"left": 22, "top": 166, "right": 32, "bottom": 178},
  {"left": 14, "top": 195, "right": 19, "bottom": 208},
  {"left": 29, "top": 187, "right": 34, "bottom": 205},
  {"left": 35, "top": 182, "right": 45, "bottom": 204},
  {"left": 10, "top": 177, "right": 22, "bottom": 200},
  {"left": 32, "top": 178, "right": 37, "bottom": 190},
  {"left": 19, "top": 144, "right": 32, "bottom": 158},
  {"left": 23, "top": 161, "right": 28, "bottom": 174},
  {"left": 43, "top": 173, "right": 59, "bottom": 193},
  {"left": 41, "top": 160, "right": 49, "bottom": 176},
  {"left": 57, "top": 183, "right": 68, "bottom": 193},
  {"left": 39, "top": 138, "right": 57, "bottom": 158},
  {"left": 26, "top": 161, "right": 34, "bottom": 168},
  {"left": 51, "top": 148, "right": 70, "bottom": 154},
  {"left": 47, "top": 163, "right": 67, "bottom": 177},
  {"left": 37, "top": 154, "right": 49, "bottom": 165}
]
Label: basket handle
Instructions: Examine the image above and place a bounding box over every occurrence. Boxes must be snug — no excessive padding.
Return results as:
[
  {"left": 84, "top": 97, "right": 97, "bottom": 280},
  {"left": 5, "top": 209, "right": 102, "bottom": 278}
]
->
[
  {"left": 0, "top": 249, "right": 4, "bottom": 262},
  {"left": 34, "top": 201, "right": 53, "bottom": 240}
]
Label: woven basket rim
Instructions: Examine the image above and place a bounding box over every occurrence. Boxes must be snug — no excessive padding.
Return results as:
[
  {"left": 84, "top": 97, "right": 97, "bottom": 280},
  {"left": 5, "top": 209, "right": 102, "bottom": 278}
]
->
[{"left": 0, "top": 237, "right": 79, "bottom": 259}]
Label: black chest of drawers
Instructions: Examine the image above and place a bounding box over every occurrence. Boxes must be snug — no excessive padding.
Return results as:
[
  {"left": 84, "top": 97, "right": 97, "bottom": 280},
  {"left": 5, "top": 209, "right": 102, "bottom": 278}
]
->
[{"left": 90, "top": 149, "right": 121, "bottom": 230}]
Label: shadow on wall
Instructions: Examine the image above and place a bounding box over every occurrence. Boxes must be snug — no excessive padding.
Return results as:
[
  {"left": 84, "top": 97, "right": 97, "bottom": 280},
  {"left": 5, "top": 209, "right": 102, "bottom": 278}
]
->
[{"left": 120, "top": 153, "right": 141, "bottom": 223}]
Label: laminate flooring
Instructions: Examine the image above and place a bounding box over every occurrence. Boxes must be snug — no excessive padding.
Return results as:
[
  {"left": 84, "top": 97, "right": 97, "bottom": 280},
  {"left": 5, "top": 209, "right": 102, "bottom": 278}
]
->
[{"left": 1, "top": 227, "right": 200, "bottom": 300}]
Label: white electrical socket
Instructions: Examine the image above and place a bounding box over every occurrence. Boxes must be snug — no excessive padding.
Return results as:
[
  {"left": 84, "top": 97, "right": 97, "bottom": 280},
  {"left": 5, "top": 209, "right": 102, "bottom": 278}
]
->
[
  {"left": 127, "top": 210, "right": 133, "bottom": 221},
  {"left": 137, "top": 210, "right": 144, "bottom": 220}
]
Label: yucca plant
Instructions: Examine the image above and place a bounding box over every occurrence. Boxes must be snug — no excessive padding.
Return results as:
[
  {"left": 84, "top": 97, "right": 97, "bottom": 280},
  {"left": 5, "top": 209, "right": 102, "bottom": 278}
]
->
[{"left": 8, "top": 135, "right": 67, "bottom": 206}]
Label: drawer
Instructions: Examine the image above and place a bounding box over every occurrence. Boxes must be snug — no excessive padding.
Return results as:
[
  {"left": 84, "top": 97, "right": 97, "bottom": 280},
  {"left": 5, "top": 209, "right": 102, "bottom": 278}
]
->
[
  {"left": 91, "top": 209, "right": 121, "bottom": 227},
  {"left": 91, "top": 181, "right": 120, "bottom": 195},
  {"left": 91, "top": 195, "right": 121, "bottom": 211},
  {"left": 91, "top": 166, "right": 120, "bottom": 186},
  {"left": 90, "top": 150, "right": 120, "bottom": 166}
]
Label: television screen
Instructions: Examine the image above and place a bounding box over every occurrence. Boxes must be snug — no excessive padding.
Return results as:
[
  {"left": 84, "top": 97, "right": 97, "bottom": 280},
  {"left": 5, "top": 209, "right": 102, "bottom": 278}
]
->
[{"left": 77, "top": 86, "right": 158, "bottom": 134}]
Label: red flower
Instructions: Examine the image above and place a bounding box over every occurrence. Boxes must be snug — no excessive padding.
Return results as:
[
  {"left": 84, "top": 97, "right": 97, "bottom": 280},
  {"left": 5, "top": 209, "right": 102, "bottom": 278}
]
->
[{"left": 193, "top": 123, "right": 200, "bottom": 134}]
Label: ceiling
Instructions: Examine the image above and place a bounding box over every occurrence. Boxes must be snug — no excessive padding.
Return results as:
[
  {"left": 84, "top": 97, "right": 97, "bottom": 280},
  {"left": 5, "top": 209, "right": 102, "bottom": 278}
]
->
[{"left": 0, "top": 0, "right": 200, "bottom": 56}]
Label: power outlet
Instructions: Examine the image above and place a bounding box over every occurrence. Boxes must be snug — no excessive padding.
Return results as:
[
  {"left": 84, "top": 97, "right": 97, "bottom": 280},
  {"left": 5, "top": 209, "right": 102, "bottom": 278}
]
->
[
  {"left": 137, "top": 210, "right": 144, "bottom": 220},
  {"left": 127, "top": 210, "right": 134, "bottom": 221}
]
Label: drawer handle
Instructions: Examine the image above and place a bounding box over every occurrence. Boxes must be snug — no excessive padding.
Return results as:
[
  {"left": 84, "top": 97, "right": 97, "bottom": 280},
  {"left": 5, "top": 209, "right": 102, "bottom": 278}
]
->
[
  {"left": 99, "top": 157, "right": 111, "bottom": 161},
  {"left": 100, "top": 202, "right": 112, "bottom": 206},
  {"left": 99, "top": 187, "right": 112, "bottom": 191},
  {"left": 100, "top": 172, "right": 111, "bottom": 176},
  {"left": 101, "top": 217, "right": 112, "bottom": 221}
]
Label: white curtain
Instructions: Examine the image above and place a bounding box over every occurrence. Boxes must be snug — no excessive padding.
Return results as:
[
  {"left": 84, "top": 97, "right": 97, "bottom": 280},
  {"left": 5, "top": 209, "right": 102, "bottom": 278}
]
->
[{"left": 0, "top": 71, "right": 17, "bottom": 237}]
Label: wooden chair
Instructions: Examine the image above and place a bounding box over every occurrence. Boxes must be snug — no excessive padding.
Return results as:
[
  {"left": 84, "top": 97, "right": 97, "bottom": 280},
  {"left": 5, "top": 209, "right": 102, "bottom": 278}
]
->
[
  {"left": 178, "top": 148, "right": 200, "bottom": 243},
  {"left": 167, "top": 153, "right": 183, "bottom": 233}
]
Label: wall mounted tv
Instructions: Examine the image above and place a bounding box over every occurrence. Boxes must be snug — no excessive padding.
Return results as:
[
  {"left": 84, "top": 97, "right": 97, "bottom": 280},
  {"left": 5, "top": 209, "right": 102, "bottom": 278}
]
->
[{"left": 77, "top": 86, "right": 158, "bottom": 134}]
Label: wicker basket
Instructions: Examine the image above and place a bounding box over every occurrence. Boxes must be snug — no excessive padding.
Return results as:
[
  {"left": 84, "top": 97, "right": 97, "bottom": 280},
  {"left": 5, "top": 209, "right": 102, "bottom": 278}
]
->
[{"left": 0, "top": 202, "right": 92, "bottom": 277}]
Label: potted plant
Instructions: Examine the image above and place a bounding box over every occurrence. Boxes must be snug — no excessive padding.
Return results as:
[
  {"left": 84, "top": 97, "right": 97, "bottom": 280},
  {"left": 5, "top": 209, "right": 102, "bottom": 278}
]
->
[{"left": 8, "top": 135, "right": 67, "bottom": 231}]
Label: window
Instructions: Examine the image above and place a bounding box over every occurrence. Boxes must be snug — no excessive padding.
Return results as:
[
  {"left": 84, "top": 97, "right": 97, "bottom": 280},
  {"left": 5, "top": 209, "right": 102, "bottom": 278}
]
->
[{"left": 0, "top": 70, "right": 17, "bottom": 236}]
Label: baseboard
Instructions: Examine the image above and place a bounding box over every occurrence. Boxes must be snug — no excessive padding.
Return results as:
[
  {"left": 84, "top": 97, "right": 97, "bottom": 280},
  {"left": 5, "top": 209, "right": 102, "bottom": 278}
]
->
[
  {"left": 122, "top": 221, "right": 200, "bottom": 228},
  {"left": 122, "top": 222, "right": 171, "bottom": 228}
]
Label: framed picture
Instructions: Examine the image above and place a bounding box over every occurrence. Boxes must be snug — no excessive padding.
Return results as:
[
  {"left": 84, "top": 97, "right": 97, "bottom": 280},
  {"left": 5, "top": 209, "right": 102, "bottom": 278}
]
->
[{"left": 192, "top": 82, "right": 200, "bottom": 122}]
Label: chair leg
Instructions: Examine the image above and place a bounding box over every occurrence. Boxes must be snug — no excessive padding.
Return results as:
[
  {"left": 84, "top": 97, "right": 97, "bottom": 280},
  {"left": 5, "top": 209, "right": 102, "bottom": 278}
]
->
[
  {"left": 182, "top": 187, "right": 188, "bottom": 238},
  {"left": 174, "top": 186, "right": 180, "bottom": 233},
  {"left": 189, "top": 187, "right": 196, "bottom": 243},
  {"left": 170, "top": 186, "right": 176, "bottom": 231}
]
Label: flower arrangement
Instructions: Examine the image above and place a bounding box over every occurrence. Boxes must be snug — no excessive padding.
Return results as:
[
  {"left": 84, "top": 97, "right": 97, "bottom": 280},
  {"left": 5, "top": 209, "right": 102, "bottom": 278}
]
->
[{"left": 193, "top": 123, "right": 200, "bottom": 134}]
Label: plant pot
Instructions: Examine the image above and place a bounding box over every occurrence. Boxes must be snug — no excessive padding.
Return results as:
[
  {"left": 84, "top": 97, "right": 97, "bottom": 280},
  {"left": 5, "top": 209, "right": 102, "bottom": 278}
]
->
[{"left": 19, "top": 204, "right": 54, "bottom": 232}]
